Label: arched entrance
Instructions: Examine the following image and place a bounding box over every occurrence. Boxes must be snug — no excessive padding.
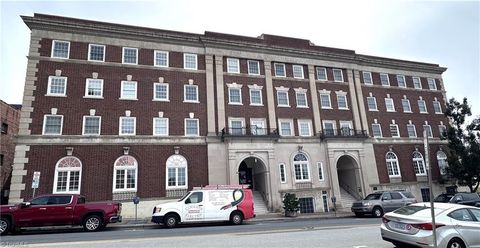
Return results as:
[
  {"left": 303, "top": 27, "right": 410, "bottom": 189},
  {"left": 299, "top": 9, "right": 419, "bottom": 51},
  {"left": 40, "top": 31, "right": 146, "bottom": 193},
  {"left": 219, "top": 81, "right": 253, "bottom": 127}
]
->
[
  {"left": 238, "top": 157, "right": 267, "bottom": 192},
  {"left": 336, "top": 155, "right": 362, "bottom": 201}
]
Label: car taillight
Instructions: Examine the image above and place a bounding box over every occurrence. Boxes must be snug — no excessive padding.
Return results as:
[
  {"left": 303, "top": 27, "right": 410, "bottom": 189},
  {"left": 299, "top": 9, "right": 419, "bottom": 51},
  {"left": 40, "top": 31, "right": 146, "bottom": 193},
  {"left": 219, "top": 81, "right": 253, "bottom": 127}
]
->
[
  {"left": 411, "top": 223, "right": 445, "bottom": 230},
  {"left": 382, "top": 217, "right": 390, "bottom": 224}
]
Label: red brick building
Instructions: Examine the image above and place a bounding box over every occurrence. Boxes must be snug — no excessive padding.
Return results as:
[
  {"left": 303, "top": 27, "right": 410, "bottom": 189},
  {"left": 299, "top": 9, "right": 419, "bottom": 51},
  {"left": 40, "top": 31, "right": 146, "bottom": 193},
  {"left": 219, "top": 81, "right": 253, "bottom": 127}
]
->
[
  {"left": 9, "top": 13, "right": 451, "bottom": 213},
  {"left": 1, "top": 100, "right": 21, "bottom": 204}
]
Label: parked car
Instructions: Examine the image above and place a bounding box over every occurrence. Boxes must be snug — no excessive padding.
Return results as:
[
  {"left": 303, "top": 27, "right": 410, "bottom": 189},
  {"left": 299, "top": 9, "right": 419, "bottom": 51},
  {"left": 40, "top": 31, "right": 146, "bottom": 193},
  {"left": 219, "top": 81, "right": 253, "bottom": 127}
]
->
[
  {"left": 351, "top": 191, "right": 417, "bottom": 217},
  {"left": 0, "top": 194, "right": 122, "bottom": 235},
  {"left": 434, "top": 193, "right": 455, "bottom": 203},
  {"left": 381, "top": 203, "right": 480, "bottom": 248},
  {"left": 152, "top": 185, "right": 255, "bottom": 228},
  {"left": 448, "top": 192, "right": 480, "bottom": 207}
]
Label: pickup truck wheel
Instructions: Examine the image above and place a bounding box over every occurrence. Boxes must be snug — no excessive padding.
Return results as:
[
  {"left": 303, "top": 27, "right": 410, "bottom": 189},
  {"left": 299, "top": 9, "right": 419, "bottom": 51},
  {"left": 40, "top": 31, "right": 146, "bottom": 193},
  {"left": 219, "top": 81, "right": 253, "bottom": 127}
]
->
[
  {"left": 83, "top": 215, "right": 102, "bottom": 232},
  {"left": 230, "top": 212, "right": 243, "bottom": 225},
  {"left": 164, "top": 215, "right": 178, "bottom": 228},
  {"left": 0, "top": 218, "right": 10, "bottom": 235}
]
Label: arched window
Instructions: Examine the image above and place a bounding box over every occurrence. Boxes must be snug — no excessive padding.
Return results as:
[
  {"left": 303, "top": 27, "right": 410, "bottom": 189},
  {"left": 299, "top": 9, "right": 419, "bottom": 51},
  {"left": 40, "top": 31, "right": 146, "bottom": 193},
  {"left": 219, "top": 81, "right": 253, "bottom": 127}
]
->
[
  {"left": 412, "top": 151, "right": 426, "bottom": 176},
  {"left": 166, "top": 155, "right": 188, "bottom": 189},
  {"left": 385, "top": 152, "right": 400, "bottom": 177},
  {"left": 113, "top": 155, "right": 138, "bottom": 192},
  {"left": 437, "top": 151, "right": 448, "bottom": 175},
  {"left": 53, "top": 156, "right": 82, "bottom": 194},
  {"left": 293, "top": 153, "right": 310, "bottom": 181}
]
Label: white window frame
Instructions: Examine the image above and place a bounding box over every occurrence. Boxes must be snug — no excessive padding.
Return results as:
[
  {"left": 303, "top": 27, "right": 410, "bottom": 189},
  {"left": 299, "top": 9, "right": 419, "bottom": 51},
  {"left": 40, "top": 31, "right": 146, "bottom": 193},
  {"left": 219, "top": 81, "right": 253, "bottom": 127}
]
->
[
  {"left": 47, "top": 76, "right": 68, "bottom": 96},
  {"left": 112, "top": 155, "right": 138, "bottom": 192},
  {"left": 122, "top": 47, "right": 138, "bottom": 65},
  {"left": 332, "top": 69, "right": 344, "bottom": 82},
  {"left": 82, "top": 116, "right": 101, "bottom": 136},
  {"left": 316, "top": 67, "right": 327, "bottom": 81},
  {"left": 385, "top": 98, "right": 395, "bottom": 112},
  {"left": 184, "top": 118, "right": 199, "bottom": 136},
  {"left": 119, "top": 117, "right": 136, "bottom": 136},
  {"left": 336, "top": 93, "right": 348, "bottom": 110},
  {"left": 367, "top": 96, "right": 378, "bottom": 111},
  {"left": 402, "top": 99, "right": 412, "bottom": 113},
  {"left": 42, "top": 114, "right": 64, "bottom": 135},
  {"left": 292, "top": 65, "right": 304, "bottom": 79},
  {"left": 183, "top": 53, "right": 198, "bottom": 70},
  {"left": 153, "top": 83, "right": 169, "bottom": 101},
  {"left": 438, "top": 124, "right": 447, "bottom": 137},
  {"left": 433, "top": 100, "right": 443, "bottom": 114},
  {"left": 423, "top": 125, "right": 433, "bottom": 138},
  {"left": 229, "top": 117, "right": 245, "bottom": 135},
  {"left": 276, "top": 89, "right": 290, "bottom": 107},
  {"left": 120, "top": 81, "right": 138, "bottom": 100},
  {"left": 427, "top": 78, "right": 437, "bottom": 90},
  {"left": 278, "top": 119, "right": 294, "bottom": 136},
  {"left": 322, "top": 120, "right": 337, "bottom": 136},
  {"left": 319, "top": 93, "right": 332, "bottom": 109},
  {"left": 53, "top": 156, "right": 82, "bottom": 194},
  {"left": 247, "top": 60, "right": 260, "bottom": 75},
  {"left": 386, "top": 152, "right": 401, "bottom": 178},
  {"left": 317, "top": 162, "right": 324, "bottom": 181},
  {"left": 372, "top": 123, "right": 383, "bottom": 138},
  {"left": 227, "top": 84, "right": 243, "bottom": 105},
  {"left": 248, "top": 86, "right": 263, "bottom": 106},
  {"left": 84, "top": 78, "right": 104, "bottom": 98},
  {"left": 437, "top": 151, "right": 448, "bottom": 176},
  {"left": 274, "top": 63, "right": 286, "bottom": 77},
  {"left": 413, "top": 152, "right": 427, "bottom": 176},
  {"left": 184, "top": 84, "right": 199, "bottom": 103},
  {"left": 279, "top": 163, "right": 287, "bottom": 183},
  {"left": 51, "top": 40, "right": 70, "bottom": 59},
  {"left": 293, "top": 153, "right": 310, "bottom": 182},
  {"left": 295, "top": 89, "right": 308, "bottom": 108},
  {"left": 250, "top": 118, "right": 266, "bottom": 135},
  {"left": 297, "top": 119, "right": 313, "bottom": 137},
  {"left": 407, "top": 124, "right": 417, "bottom": 138},
  {"left": 418, "top": 100, "right": 428, "bottom": 113},
  {"left": 227, "top": 58, "right": 240, "bottom": 73},
  {"left": 412, "top": 77, "right": 422, "bottom": 89},
  {"left": 153, "top": 117, "right": 169, "bottom": 136},
  {"left": 88, "top": 44, "right": 105, "bottom": 62},
  {"left": 154, "top": 50, "right": 169, "bottom": 67},
  {"left": 363, "top": 72, "right": 372, "bottom": 85},
  {"left": 380, "top": 73, "right": 390, "bottom": 86},
  {"left": 166, "top": 155, "right": 188, "bottom": 189},
  {"left": 390, "top": 124, "right": 400, "bottom": 138},
  {"left": 396, "top": 75, "right": 406, "bottom": 88},
  {"left": 339, "top": 121, "right": 353, "bottom": 136}
]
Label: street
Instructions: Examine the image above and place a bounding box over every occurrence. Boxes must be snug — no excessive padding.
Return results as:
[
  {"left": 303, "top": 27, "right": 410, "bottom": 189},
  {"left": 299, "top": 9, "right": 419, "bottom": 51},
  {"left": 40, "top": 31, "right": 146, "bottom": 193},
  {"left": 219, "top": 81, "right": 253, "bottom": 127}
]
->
[{"left": 1, "top": 217, "right": 397, "bottom": 248}]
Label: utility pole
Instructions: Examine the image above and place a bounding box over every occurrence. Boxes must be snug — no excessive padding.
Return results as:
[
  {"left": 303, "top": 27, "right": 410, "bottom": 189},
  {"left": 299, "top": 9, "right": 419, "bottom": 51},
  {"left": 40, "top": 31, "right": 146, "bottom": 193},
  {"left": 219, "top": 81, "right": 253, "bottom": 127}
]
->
[{"left": 424, "top": 129, "right": 437, "bottom": 248}]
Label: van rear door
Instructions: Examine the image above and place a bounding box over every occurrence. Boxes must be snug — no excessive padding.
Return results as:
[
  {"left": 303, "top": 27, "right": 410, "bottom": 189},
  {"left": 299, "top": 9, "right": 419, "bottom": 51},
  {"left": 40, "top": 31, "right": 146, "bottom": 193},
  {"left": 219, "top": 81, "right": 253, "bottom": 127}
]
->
[{"left": 182, "top": 191, "right": 205, "bottom": 222}]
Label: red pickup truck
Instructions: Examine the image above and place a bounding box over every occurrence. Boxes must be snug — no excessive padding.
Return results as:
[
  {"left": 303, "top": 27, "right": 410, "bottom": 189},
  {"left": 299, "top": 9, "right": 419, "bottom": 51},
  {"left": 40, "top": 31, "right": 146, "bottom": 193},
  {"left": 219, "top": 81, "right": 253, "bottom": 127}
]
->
[{"left": 0, "top": 194, "right": 122, "bottom": 235}]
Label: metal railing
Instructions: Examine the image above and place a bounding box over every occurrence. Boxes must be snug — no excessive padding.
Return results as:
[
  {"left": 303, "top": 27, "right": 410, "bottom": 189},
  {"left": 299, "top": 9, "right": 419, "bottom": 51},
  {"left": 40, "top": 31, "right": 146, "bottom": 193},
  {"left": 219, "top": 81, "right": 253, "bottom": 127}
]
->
[
  {"left": 319, "top": 128, "right": 368, "bottom": 140},
  {"left": 221, "top": 127, "right": 280, "bottom": 139}
]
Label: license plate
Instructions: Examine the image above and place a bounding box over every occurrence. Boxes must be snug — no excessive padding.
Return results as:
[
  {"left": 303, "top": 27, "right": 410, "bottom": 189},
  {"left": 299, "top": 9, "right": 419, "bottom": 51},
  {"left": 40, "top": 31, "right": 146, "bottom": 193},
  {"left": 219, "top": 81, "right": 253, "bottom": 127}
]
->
[{"left": 390, "top": 221, "right": 407, "bottom": 230}]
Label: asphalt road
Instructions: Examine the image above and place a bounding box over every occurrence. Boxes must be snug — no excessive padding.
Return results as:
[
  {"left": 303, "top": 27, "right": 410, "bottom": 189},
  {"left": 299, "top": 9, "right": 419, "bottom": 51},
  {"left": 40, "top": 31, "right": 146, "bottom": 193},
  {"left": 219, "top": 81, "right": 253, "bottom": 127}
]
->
[{"left": 1, "top": 217, "right": 396, "bottom": 248}]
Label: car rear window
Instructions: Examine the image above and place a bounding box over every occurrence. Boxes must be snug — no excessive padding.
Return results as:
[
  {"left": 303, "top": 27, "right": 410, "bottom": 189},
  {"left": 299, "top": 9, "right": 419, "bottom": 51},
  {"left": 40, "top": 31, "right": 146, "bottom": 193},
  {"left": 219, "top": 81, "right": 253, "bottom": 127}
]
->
[{"left": 394, "top": 205, "right": 445, "bottom": 217}]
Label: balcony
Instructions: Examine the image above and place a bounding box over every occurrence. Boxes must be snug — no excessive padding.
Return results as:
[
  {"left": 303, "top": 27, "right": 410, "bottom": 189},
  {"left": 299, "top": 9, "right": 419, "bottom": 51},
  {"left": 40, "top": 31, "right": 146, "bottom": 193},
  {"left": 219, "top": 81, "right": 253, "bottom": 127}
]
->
[
  {"left": 319, "top": 128, "right": 368, "bottom": 140},
  {"left": 221, "top": 127, "right": 280, "bottom": 141}
]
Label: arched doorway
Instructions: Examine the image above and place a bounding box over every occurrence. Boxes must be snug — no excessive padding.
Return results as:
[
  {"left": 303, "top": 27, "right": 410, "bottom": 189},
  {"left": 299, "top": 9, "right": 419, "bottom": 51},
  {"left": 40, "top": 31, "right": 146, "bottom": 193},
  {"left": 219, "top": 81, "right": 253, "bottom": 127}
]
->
[
  {"left": 336, "top": 155, "right": 362, "bottom": 201},
  {"left": 238, "top": 157, "right": 267, "bottom": 192}
]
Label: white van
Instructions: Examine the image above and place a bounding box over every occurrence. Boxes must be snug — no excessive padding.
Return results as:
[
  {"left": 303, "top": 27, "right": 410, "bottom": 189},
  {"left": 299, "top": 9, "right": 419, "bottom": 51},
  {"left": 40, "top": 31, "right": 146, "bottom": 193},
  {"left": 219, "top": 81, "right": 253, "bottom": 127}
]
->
[{"left": 151, "top": 185, "right": 255, "bottom": 228}]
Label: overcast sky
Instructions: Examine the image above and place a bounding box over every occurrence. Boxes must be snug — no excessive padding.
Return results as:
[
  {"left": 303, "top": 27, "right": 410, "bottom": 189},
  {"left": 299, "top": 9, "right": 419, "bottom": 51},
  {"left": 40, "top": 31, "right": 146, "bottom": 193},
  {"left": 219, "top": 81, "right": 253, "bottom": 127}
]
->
[{"left": 1, "top": 0, "right": 479, "bottom": 117}]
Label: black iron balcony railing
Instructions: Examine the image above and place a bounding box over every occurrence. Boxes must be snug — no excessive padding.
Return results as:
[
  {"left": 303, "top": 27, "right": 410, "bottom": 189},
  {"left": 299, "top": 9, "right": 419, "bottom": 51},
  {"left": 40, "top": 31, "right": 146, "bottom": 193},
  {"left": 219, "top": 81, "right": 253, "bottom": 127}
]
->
[
  {"left": 319, "top": 128, "right": 368, "bottom": 140},
  {"left": 221, "top": 127, "right": 280, "bottom": 141}
]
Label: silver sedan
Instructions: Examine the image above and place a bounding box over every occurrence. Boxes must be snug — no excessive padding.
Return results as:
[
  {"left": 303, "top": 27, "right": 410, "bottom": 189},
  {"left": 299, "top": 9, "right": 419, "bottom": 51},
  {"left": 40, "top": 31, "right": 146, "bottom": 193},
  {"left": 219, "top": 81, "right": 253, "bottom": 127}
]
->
[{"left": 380, "top": 202, "right": 480, "bottom": 248}]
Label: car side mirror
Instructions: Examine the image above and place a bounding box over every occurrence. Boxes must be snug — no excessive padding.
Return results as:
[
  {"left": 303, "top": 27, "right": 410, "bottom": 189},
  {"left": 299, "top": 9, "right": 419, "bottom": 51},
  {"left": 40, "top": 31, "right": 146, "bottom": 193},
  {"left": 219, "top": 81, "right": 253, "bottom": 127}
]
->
[
  {"left": 185, "top": 198, "right": 191, "bottom": 204},
  {"left": 21, "top": 202, "right": 31, "bottom": 208}
]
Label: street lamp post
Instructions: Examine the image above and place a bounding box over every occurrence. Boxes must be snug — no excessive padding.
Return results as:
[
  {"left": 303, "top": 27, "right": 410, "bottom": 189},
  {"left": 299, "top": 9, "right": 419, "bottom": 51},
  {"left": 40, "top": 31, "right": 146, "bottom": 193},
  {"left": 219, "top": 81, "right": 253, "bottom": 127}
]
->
[{"left": 424, "top": 129, "right": 437, "bottom": 248}]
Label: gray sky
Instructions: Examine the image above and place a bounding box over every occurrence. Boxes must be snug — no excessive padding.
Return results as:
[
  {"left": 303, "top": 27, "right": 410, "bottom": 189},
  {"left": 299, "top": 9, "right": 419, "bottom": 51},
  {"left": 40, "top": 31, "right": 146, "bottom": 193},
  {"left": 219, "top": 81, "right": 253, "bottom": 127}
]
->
[{"left": 1, "top": 0, "right": 479, "bottom": 117}]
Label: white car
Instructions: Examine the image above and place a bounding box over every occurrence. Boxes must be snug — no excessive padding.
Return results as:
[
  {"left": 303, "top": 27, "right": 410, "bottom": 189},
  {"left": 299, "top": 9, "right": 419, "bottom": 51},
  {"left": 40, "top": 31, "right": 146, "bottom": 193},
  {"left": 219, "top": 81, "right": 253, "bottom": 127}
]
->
[{"left": 381, "top": 202, "right": 480, "bottom": 248}]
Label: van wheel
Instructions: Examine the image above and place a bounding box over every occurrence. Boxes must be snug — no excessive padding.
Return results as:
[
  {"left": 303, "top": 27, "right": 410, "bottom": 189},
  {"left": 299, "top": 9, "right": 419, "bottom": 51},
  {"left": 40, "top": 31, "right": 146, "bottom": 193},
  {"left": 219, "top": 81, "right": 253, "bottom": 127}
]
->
[
  {"left": 164, "top": 214, "right": 178, "bottom": 228},
  {"left": 447, "top": 238, "right": 465, "bottom": 248},
  {"left": 0, "top": 218, "right": 10, "bottom": 235},
  {"left": 230, "top": 212, "right": 243, "bottom": 225},
  {"left": 372, "top": 207, "right": 383, "bottom": 218},
  {"left": 83, "top": 215, "right": 102, "bottom": 232}
]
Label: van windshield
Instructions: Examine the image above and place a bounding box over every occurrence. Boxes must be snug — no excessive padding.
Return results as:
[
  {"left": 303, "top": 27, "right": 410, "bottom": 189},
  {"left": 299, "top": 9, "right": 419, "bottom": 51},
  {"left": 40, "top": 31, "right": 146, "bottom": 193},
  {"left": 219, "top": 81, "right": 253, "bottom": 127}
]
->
[
  {"left": 178, "top": 191, "right": 191, "bottom": 202},
  {"left": 364, "top": 193, "right": 382, "bottom": 200}
]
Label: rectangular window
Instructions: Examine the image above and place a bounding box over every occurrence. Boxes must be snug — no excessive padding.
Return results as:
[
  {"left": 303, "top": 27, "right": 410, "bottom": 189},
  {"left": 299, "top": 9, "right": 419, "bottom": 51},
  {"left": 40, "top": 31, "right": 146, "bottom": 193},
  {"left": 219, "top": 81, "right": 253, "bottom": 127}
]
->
[
  {"left": 43, "top": 115, "right": 63, "bottom": 135},
  {"left": 390, "top": 124, "right": 400, "bottom": 138},
  {"left": 51, "top": 40, "right": 70, "bottom": 59},
  {"left": 227, "top": 58, "right": 240, "bottom": 73},
  {"left": 296, "top": 92, "right": 308, "bottom": 108},
  {"left": 339, "top": 121, "right": 353, "bottom": 136},
  {"left": 1, "top": 123, "right": 7, "bottom": 134},
  {"left": 438, "top": 125, "right": 447, "bottom": 137},
  {"left": 88, "top": 44, "right": 105, "bottom": 62},
  {"left": 47, "top": 76, "right": 67, "bottom": 96},
  {"left": 153, "top": 118, "right": 169, "bottom": 136},
  {"left": 279, "top": 120, "right": 293, "bottom": 136},
  {"left": 249, "top": 89, "right": 263, "bottom": 105},
  {"left": 396, "top": 75, "right": 406, "bottom": 87},
  {"left": 122, "top": 47, "right": 138, "bottom": 64},
  {"left": 385, "top": 98, "right": 395, "bottom": 112},
  {"left": 184, "top": 85, "right": 199, "bottom": 102},
  {"left": 279, "top": 163, "right": 286, "bottom": 183},
  {"left": 337, "top": 95, "right": 348, "bottom": 109},
  {"left": 407, "top": 124, "right": 417, "bottom": 138},
  {"left": 372, "top": 123, "right": 382, "bottom": 138},
  {"left": 413, "top": 77, "right": 422, "bottom": 89},
  {"left": 322, "top": 191, "right": 329, "bottom": 212},
  {"left": 184, "top": 53, "right": 198, "bottom": 70},
  {"left": 380, "top": 73, "right": 390, "bottom": 86},
  {"left": 153, "top": 83, "right": 169, "bottom": 101},
  {"left": 363, "top": 72, "right": 372, "bottom": 84},
  {"left": 229, "top": 88, "right": 242, "bottom": 104},
  {"left": 185, "top": 118, "right": 199, "bottom": 136},
  {"left": 294, "top": 163, "right": 310, "bottom": 181},
  {"left": 433, "top": 101, "right": 442, "bottom": 114},
  {"left": 277, "top": 91, "right": 289, "bottom": 107},
  {"left": 247, "top": 60, "right": 260, "bottom": 75},
  {"left": 85, "top": 79, "right": 103, "bottom": 98},
  {"left": 316, "top": 67, "right": 327, "bottom": 81},
  {"left": 317, "top": 162, "right": 324, "bottom": 181},
  {"left": 250, "top": 119, "right": 266, "bottom": 135},
  {"left": 421, "top": 188, "right": 430, "bottom": 202},
  {"left": 322, "top": 121, "right": 336, "bottom": 136},
  {"left": 82, "top": 116, "right": 101, "bottom": 135},
  {"left": 119, "top": 117, "right": 136, "bottom": 135},
  {"left": 274, "top": 63, "right": 286, "bottom": 77},
  {"left": 121, "top": 81, "right": 137, "bottom": 100},
  {"left": 320, "top": 94, "right": 332, "bottom": 109},
  {"left": 298, "top": 198, "right": 314, "bottom": 213},
  {"left": 298, "top": 120, "right": 312, "bottom": 137},
  {"left": 154, "top": 50, "right": 169, "bottom": 67},
  {"left": 427, "top": 78, "right": 437, "bottom": 90},
  {"left": 292, "top": 65, "right": 304, "bottom": 79},
  {"left": 423, "top": 125, "right": 433, "bottom": 138},
  {"left": 229, "top": 118, "right": 245, "bottom": 135},
  {"left": 367, "top": 97, "right": 378, "bottom": 111},
  {"left": 402, "top": 99, "right": 412, "bottom": 112},
  {"left": 333, "top": 69, "right": 344, "bottom": 82},
  {"left": 418, "top": 100, "right": 428, "bottom": 113}
]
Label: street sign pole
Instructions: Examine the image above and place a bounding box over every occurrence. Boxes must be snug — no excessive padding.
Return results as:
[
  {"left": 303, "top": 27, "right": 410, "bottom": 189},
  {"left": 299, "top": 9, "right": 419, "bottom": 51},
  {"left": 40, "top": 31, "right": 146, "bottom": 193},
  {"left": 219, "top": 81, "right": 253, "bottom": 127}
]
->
[{"left": 424, "top": 129, "right": 437, "bottom": 248}]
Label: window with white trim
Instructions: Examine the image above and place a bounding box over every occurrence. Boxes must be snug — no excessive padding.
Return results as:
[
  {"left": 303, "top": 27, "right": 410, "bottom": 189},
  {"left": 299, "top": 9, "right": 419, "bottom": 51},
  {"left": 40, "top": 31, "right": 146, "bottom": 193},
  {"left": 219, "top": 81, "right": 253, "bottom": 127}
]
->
[
  {"left": 47, "top": 76, "right": 67, "bottom": 96},
  {"left": 433, "top": 100, "right": 442, "bottom": 114},
  {"left": 277, "top": 90, "right": 289, "bottom": 107},
  {"left": 154, "top": 50, "right": 169, "bottom": 67},
  {"left": 228, "top": 86, "right": 242, "bottom": 105},
  {"left": 423, "top": 125, "right": 433, "bottom": 138},
  {"left": 316, "top": 67, "right": 327, "bottom": 81},
  {"left": 298, "top": 119, "right": 312, "bottom": 137},
  {"left": 153, "top": 83, "right": 169, "bottom": 101},
  {"left": 153, "top": 118, "right": 169, "bottom": 136},
  {"left": 402, "top": 99, "right": 412, "bottom": 113},
  {"left": 85, "top": 79, "right": 103, "bottom": 98},
  {"left": 122, "top": 47, "right": 138, "bottom": 64},
  {"left": 247, "top": 60, "right": 260, "bottom": 75},
  {"left": 88, "top": 44, "right": 105, "bottom": 62},
  {"left": 317, "top": 162, "right": 324, "bottom": 181},
  {"left": 120, "top": 81, "right": 137, "bottom": 100},
  {"left": 119, "top": 117, "right": 136, "bottom": 135},
  {"left": 227, "top": 58, "right": 240, "bottom": 73},
  {"left": 113, "top": 155, "right": 137, "bottom": 192},
  {"left": 363, "top": 72, "right": 372, "bottom": 84},
  {"left": 229, "top": 118, "right": 245, "bottom": 135},
  {"left": 250, "top": 118, "right": 266, "bottom": 135},
  {"left": 372, "top": 123, "right": 382, "bottom": 138},
  {"left": 413, "top": 77, "right": 422, "bottom": 89},
  {"left": 437, "top": 151, "right": 448, "bottom": 176},
  {"left": 184, "top": 53, "right": 198, "bottom": 70},
  {"left": 322, "top": 121, "right": 336, "bottom": 136},
  {"left": 82, "top": 116, "right": 101, "bottom": 135},
  {"left": 367, "top": 96, "right": 378, "bottom": 111},
  {"left": 412, "top": 151, "right": 426, "bottom": 176},
  {"left": 43, "top": 115, "right": 63, "bottom": 135},
  {"left": 438, "top": 124, "right": 447, "bottom": 138},
  {"left": 185, "top": 118, "right": 199, "bottom": 136},
  {"left": 390, "top": 124, "right": 400, "bottom": 138},
  {"left": 293, "top": 153, "right": 310, "bottom": 181},
  {"left": 184, "top": 85, "right": 199, "bottom": 102},
  {"left": 293, "top": 65, "right": 304, "bottom": 79},
  {"left": 380, "top": 73, "right": 390, "bottom": 86},
  {"left": 333, "top": 69, "right": 344, "bottom": 82},
  {"left": 51, "top": 40, "right": 70, "bottom": 59},
  {"left": 53, "top": 156, "right": 81, "bottom": 193},
  {"left": 386, "top": 152, "right": 400, "bottom": 177},
  {"left": 418, "top": 99, "right": 427, "bottom": 113},
  {"left": 427, "top": 78, "right": 437, "bottom": 90},
  {"left": 339, "top": 121, "right": 353, "bottom": 136},
  {"left": 385, "top": 98, "right": 395, "bottom": 112},
  {"left": 279, "top": 119, "right": 293, "bottom": 136},
  {"left": 396, "top": 75, "right": 406, "bottom": 87},
  {"left": 320, "top": 93, "right": 332, "bottom": 109},
  {"left": 166, "top": 155, "right": 188, "bottom": 189},
  {"left": 249, "top": 88, "right": 263, "bottom": 106},
  {"left": 407, "top": 124, "right": 417, "bottom": 138},
  {"left": 274, "top": 63, "right": 286, "bottom": 77},
  {"left": 279, "top": 163, "right": 287, "bottom": 183},
  {"left": 337, "top": 93, "right": 348, "bottom": 110},
  {"left": 295, "top": 91, "right": 308, "bottom": 108}
]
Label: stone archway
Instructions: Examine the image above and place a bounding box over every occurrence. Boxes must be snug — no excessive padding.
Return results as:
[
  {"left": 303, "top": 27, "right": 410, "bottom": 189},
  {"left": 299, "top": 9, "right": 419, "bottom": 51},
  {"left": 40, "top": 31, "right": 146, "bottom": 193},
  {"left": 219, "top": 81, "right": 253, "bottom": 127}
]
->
[
  {"left": 238, "top": 157, "right": 267, "bottom": 193},
  {"left": 336, "top": 155, "right": 362, "bottom": 200}
]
